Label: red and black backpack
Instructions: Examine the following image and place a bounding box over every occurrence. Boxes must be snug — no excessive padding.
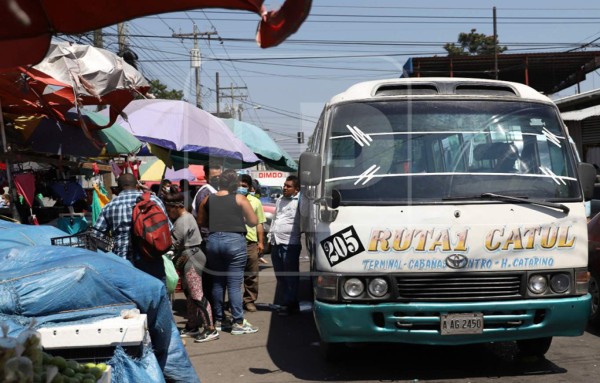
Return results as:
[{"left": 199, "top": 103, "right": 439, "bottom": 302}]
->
[{"left": 132, "top": 192, "right": 172, "bottom": 261}]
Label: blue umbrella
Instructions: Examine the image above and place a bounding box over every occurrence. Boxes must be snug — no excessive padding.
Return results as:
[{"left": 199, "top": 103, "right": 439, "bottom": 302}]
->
[
  {"left": 222, "top": 119, "right": 297, "bottom": 172},
  {"left": 8, "top": 111, "right": 141, "bottom": 157}
]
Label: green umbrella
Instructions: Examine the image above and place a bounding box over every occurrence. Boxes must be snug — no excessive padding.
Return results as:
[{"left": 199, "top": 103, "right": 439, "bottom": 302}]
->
[
  {"left": 83, "top": 110, "right": 142, "bottom": 155},
  {"left": 222, "top": 118, "right": 298, "bottom": 172}
]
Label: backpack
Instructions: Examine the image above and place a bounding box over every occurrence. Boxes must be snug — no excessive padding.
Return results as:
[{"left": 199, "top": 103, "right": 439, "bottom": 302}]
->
[{"left": 132, "top": 192, "right": 172, "bottom": 261}]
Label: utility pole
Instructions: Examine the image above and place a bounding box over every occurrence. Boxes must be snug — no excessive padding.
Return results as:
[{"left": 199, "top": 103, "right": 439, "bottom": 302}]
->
[
  {"left": 216, "top": 72, "right": 220, "bottom": 115},
  {"left": 117, "top": 23, "right": 127, "bottom": 54},
  {"left": 93, "top": 30, "right": 103, "bottom": 49},
  {"left": 493, "top": 6, "right": 498, "bottom": 80},
  {"left": 173, "top": 25, "right": 217, "bottom": 110},
  {"left": 220, "top": 82, "right": 247, "bottom": 119}
]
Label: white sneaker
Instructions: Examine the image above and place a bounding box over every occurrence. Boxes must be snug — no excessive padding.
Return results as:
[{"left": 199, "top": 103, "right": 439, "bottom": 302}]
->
[{"left": 231, "top": 319, "right": 258, "bottom": 335}]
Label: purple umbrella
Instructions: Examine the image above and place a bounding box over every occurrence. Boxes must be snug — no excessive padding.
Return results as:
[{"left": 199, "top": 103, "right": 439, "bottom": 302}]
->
[{"left": 108, "top": 99, "right": 260, "bottom": 168}]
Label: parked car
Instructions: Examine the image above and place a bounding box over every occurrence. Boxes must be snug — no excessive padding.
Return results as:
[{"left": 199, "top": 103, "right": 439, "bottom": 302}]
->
[
  {"left": 587, "top": 212, "right": 600, "bottom": 326},
  {"left": 261, "top": 202, "right": 276, "bottom": 254},
  {"left": 259, "top": 186, "right": 283, "bottom": 205}
]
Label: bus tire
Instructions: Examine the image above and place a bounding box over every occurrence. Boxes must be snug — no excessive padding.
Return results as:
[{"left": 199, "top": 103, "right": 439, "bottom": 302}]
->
[
  {"left": 589, "top": 270, "right": 600, "bottom": 326},
  {"left": 516, "top": 336, "right": 553, "bottom": 357},
  {"left": 320, "top": 341, "right": 346, "bottom": 363}
]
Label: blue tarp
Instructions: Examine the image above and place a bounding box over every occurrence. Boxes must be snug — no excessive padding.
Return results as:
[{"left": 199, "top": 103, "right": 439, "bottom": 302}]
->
[{"left": 0, "top": 221, "right": 200, "bottom": 383}]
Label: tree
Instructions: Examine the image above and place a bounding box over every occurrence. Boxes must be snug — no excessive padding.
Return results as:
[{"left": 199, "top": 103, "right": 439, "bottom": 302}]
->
[
  {"left": 444, "top": 29, "right": 507, "bottom": 56},
  {"left": 147, "top": 79, "right": 184, "bottom": 100}
]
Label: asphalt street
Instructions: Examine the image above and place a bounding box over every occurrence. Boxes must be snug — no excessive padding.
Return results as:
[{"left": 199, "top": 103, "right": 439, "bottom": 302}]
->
[{"left": 174, "top": 252, "right": 600, "bottom": 383}]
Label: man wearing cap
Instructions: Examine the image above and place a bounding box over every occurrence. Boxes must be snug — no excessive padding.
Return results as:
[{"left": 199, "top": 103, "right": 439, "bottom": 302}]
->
[{"left": 92, "top": 173, "right": 171, "bottom": 281}]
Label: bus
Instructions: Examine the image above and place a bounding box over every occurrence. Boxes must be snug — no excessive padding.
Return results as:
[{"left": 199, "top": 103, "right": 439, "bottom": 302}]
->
[{"left": 299, "top": 78, "right": 596, "bottom": 360}]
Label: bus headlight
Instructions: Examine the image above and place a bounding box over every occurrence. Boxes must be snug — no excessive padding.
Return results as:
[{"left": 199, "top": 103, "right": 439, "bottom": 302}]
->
[
  {"left": 550, "top": 273, "right": 570, "bottom": 293},
  {"left": 344, "top": 278, "right": 364, "bottom": 297},
  {"left": 368, "top": 278, "right": 389, "bottom": 297},
  {"left": 528, "top": 275, "right": 548, "bottom": 294}
]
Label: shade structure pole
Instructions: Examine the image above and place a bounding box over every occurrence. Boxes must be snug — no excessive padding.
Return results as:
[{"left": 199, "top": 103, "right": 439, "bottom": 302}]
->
[{"left": 0, "top": 100, "right": 21, "bottom": 221}]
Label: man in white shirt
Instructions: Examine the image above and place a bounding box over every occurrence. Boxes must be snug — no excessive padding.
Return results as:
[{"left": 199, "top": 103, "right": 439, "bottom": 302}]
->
[{"left": 269, "top": 175, "right": 302, "bottom": 316}]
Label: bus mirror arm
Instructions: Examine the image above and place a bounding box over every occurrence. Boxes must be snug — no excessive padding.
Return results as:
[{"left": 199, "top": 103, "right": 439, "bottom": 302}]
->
[{"left": 315, "top": 189, "right": 340, "bottom": 222}]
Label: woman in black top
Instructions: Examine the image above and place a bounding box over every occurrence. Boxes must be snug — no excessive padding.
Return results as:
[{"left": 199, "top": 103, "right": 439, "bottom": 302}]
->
[{"left": 198, "top": 169, "right": 259, "bottom": 334}]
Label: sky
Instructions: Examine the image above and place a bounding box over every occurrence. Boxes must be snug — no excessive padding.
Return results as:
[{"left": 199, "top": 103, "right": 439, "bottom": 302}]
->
[{"left": 58, "top": 0, "right": 600, "bottom": 159}]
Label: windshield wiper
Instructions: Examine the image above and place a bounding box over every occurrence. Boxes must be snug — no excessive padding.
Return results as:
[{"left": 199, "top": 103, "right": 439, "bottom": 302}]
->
[{"left": 443, "top": 193, "right": 569, "bottom": 214}]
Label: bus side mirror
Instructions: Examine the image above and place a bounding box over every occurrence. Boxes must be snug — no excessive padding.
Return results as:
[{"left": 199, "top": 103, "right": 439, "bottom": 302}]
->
[
  {"left": 300, "top": 152, "right": 322, "bottom": 186},
  {"left": 578, "top": 162, "right": 596, "bottom": 201}
]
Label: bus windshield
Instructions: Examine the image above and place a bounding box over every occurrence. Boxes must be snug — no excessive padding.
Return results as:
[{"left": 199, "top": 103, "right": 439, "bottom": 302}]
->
[{"left": 324, "top": 100, "right": 580, "bottom": 204}]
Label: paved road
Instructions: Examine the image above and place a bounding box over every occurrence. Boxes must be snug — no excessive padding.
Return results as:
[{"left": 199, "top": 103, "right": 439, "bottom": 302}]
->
[{"left": 175, "top": 255, "right": 600, "bottom": 383}]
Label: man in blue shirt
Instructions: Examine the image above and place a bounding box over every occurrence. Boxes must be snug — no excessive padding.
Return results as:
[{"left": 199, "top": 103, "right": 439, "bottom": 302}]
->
[{"left": 93, "top": 173, "right": 171, "bottom": 282}]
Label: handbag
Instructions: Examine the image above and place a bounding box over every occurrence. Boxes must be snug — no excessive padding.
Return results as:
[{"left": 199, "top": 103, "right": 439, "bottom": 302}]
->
[{"left": 163, "top": 253, "right": 179, "bottom": 294}]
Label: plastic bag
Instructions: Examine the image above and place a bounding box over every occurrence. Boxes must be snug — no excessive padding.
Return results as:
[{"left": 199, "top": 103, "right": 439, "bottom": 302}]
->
[
  {"left": 109, "top": 345, "right": 165, "bottom": 383},
  {"left": 163, "top": 254, "right": 178, "bottom": 294}
]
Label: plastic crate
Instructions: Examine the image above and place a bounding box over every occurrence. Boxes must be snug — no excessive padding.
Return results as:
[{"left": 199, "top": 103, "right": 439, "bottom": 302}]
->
[
  {"left": 51, "top": 232, "right": 113, "bottom": 252},
  {"left": 51, "top": 232, "right": 97, "bottom": 251}
]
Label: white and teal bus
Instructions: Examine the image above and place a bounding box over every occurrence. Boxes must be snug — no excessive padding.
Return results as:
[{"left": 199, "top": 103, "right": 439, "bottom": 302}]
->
[{"left": 299, "top": 78, "right": 596, "bottom": 360}]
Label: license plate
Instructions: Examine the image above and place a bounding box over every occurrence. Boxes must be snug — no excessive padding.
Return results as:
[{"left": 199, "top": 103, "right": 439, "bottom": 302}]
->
[{"left": 440, "top": 313, "right": 484, "bottom": 335}]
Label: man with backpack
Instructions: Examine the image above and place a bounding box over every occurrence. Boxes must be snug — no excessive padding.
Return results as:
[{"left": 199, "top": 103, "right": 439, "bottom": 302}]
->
[{"left": 93, "top": 173, "right": 172, "bottom": 282}]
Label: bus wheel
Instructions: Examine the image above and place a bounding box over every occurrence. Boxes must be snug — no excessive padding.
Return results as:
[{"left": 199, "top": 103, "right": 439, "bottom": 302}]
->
[
  {"left": 320, "top": 341, "right": 346, "bottom": 363},
  {"left": 516, "top": 337, "right": 553, "bottom": 358},
  {"left": 589, "top": 270, "right": 600, "bottom": 326}
]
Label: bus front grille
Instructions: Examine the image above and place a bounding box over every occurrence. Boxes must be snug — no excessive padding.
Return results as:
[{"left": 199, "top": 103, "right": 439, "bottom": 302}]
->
[{"left": 395, "top": 274, "right": 523, "bottom": 301}]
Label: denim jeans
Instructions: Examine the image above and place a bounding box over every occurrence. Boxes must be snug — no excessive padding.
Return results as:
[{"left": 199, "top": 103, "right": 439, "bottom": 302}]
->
[
  {"left": 271, "top": 244, "right": 302, "bottom": 306},
  {"left": 206, "top": 232, "right": 247, "bottom": 324}
]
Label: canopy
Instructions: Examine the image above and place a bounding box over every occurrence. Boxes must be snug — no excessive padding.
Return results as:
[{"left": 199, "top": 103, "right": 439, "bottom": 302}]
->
[
  {"left": 222, "top": 118, "right": 298, "bottom": 171},
  {"left": 0, "top": 0, "right": 312, "bottom": 68},
  {"left": 108, "top": 99, "right": 260, "bottom": 169}
]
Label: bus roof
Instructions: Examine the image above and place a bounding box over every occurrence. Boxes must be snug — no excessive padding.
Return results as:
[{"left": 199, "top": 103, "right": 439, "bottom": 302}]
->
[{"left": 329, "top": 77, "right": 552, "bottom": 105}]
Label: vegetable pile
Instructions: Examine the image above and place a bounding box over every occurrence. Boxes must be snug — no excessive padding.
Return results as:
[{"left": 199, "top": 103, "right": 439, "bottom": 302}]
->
[{"left": 1, "top": 323, "right": 107, "bottom": 383}]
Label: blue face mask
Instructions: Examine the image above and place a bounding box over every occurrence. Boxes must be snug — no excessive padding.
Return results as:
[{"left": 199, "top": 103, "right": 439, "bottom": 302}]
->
[
  {"left": 249, "top": 192, "right": 256, "bottom": 196},
  {"left": 236, "top": 187, "right": 249, "bottom": 196}
]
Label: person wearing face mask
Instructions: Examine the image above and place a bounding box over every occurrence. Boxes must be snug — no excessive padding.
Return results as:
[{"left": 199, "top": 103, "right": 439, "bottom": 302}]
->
[
  {"left": 164, "top": 192, "right": 219, "bottom": 343},
  {"left": 198, "top": 169, "right": 259, "bottom": 334},
  {"left": 237, "top": 174, "right": 266, "bottom": 312}
]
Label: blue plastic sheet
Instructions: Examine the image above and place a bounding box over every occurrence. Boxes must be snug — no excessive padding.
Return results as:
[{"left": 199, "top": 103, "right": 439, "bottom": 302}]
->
[{"left": 0, "top": 222, "right": 200, "bottom": 383}]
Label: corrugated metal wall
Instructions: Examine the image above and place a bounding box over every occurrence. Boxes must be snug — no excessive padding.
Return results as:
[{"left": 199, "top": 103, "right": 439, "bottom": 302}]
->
[{"left": 582, "top": 117, "right": 600, "bottom": 145}]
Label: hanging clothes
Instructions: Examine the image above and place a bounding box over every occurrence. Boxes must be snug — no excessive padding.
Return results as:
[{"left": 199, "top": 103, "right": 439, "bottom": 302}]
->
[
  {"left": 92, "top": 184, "right": 110, "bottom": 207},
  {"left": 110, "top": 159, "right": 122, "bottom": 178},
  {"left": 91, "top": 184, "right": 110, "bottom": 224},
  {"left": 130, "top": 159, "right": 140, "bottom": 180},
  {"left": 14, "top": 173, "right": 39, "bottom": 225},
  {"left": 14, "top": 173, "right": 36, "bottom": 208}
]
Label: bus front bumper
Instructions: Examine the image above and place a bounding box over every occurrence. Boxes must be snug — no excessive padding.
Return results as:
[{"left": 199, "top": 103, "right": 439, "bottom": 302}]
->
[{"left": 314, "top": 295, "right": 591, "bottom": 344}]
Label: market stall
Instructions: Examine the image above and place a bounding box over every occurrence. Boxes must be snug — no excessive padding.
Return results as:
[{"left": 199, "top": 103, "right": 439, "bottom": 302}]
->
[{"left": 0, "top": 222, "right": 200, "bottom": 382}]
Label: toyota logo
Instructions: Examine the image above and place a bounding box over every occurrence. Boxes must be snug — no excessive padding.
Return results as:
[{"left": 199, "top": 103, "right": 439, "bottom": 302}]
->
[{"left": 445, "top": 254, "right": 468, "bottom": 269}]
